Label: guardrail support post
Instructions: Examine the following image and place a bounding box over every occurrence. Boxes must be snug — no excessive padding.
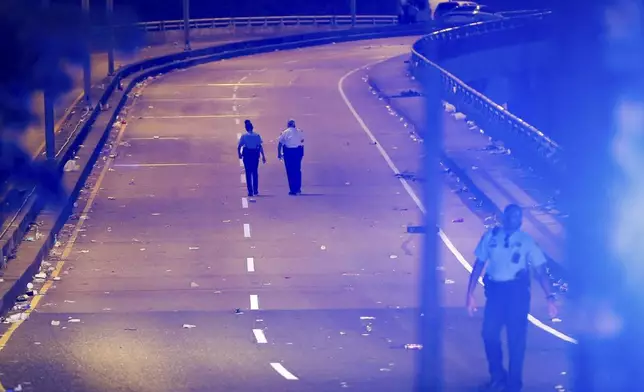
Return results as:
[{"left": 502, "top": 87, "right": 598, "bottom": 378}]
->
[
  {"left": 44, "top": 90, "right": 55, "bottom": 160},
  {"left": 106, "top": 0, "right": 115, "bottom": 76},
  {"left": 416, "top": 55, "right": 444, "bottom": 391},
  {"left": 350, "top": 0, "right": 357, "bottom": 27},
  {"left": 82, "top": 0, "right": 92, "bottom": 108},
  {"left": 183, "top": 0, "right": 191, "bottom": 51}
]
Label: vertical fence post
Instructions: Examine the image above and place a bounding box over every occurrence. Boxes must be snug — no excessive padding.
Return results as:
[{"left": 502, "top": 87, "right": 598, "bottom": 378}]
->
[
  {"left": 81, "top": 0, "right": 92, "bottom": 108},
  {"left": 44, "top": 90, "right": 55, "bottom": 160},
  {"left": 183, "top": 0, "right": 191, "bottom": 51},
  {"left": 106, "top": 0, "right": 115, "bottom": 76}
]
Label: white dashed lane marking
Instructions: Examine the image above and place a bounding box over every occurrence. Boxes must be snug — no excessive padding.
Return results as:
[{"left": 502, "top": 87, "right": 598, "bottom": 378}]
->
[
  {"left": 253, "top": 329, "right": 267, "bottom": 344},
  {"left": 270, "top": 363, "right": 299, "bottom": 380},
  {"left": 250, "top": 294, "right": 259, "bottom": 310}
]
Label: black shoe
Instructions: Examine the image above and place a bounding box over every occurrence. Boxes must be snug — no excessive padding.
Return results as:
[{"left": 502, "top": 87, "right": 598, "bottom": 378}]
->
[
  {"left": 296, "top": 190, "right": 302, "bottom": 194},
  {"left": 248, "top": 193, "right": 253, "bottom": 197},
  {"left": 479, "top": 379, "right": 506, "bottom": 392},
  {"left": 254, "top": 192, "right": 259, "bottom": 196},
  {"left": 288, "top": 192, "right": 297, "bottom": 196}
]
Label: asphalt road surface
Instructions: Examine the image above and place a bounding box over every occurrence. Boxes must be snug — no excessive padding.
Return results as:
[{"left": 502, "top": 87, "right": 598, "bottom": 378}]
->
[{"left": 0, "top": 37, "right": 571, "bottom": 392}]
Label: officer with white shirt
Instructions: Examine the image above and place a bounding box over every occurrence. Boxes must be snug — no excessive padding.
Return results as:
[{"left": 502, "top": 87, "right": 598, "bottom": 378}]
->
[
  {"left": 466, "top": 204, "right": 558, "bottom": 392},
  {"left": 277, "top": 119, "right": 304, "bottom": 195}
]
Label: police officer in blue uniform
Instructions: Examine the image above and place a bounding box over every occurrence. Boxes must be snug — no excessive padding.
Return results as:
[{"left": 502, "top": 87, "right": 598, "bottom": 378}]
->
[
  {"left": 466, "top": 204, "right": 558, "bottom": 392},
  {"left": 237, "top": 119, "right": 266, "bottom": 197}
]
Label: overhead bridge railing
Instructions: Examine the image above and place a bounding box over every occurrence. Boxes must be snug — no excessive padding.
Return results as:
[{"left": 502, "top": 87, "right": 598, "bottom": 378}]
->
[
  {"left": 133, "top": 15, "right": 399, "bottom": 33},
  {"left": 410, "top": 11, "right": 563, "bottom": 180}
]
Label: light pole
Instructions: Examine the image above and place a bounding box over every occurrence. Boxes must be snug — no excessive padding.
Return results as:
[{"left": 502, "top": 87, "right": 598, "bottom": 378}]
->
[
  {"left": 183, "top": 0, "right": 191, "bottom": 51},
  {"left": 82, "top": 0, "right": 92, "bottom": 108},
  {"left": 415, "top": 55, "right": 444, "bottom": 392},
  {"left": 106, "top": 0, "right": 115, "bottom": 76}
]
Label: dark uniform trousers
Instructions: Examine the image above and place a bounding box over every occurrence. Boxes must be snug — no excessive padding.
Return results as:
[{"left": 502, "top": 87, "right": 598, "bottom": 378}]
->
[
  {"left": 242, "top": 148, "right": 260, "bottom": 195},
  {"left": 482, "top": 271, "right": 530, "bottom": 391},
  {"left": 283, "top": 146, "right": 303, "bottom": 193}
]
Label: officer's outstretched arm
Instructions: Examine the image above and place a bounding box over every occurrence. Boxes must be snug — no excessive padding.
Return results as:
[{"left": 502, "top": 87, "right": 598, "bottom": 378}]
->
[
  {"left": 534, "top": 263, "right": 554, "bottom": 299},
  {"left": 467, "top": 258, "right": 487, "bottom": 296}
]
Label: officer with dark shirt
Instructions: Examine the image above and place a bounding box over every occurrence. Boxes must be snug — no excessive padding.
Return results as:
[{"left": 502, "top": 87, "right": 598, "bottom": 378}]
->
[{"left": 237, "top": 119, "right": 266, "bottom": 197}]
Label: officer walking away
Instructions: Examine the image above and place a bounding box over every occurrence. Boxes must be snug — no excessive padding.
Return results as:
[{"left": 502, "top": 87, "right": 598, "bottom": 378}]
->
[
  {"left": 465, "top": 204, "right": 558, "bottom": 392},
  {"left": 237, "top": 119, "right": 266, "bottom": 197},
  {"left": 277, "top": 119, "right": 304, "bottom": 196}
]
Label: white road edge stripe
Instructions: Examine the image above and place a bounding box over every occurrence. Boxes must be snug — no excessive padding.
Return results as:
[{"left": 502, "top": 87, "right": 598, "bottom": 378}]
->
[
  {"left": 241, "top": 173, "right": 246, "bottom": 184},
  {"left": 338, "top": 60, "right": 578, "bottom": 345},
  {"left": 243, "top": 223, "right": 251, "bottom": 238},
  {"left": 242, "top": 197, "right": 249, "bottom": 209},
  {"left": 250, "top": 294, "right": 259, "bottom": 310},
  {"left": 247, "top": 257, "right": 255, "bottom": 272},
  {"left": 253, "top": 328, "right": 267, "bottom": 344},
  {"left": 270, "top": 363, "right": 299, "bottom": 380}
]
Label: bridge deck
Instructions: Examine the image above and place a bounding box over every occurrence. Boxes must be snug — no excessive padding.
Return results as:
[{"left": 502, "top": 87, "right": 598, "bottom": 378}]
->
[{"left": 0, "top": 37, "right": 569, "bottom": 392}]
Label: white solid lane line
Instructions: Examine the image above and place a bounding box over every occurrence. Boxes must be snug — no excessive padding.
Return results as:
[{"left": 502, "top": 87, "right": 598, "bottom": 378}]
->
[
  {"left": 337, "top": 61, "right": 578, "bottom": 345},
  {"left": 270, "top": 363, "right": 299, "bottom": 380},
  {"left": 243, "top": 223, "right": 251, "bottom": 238},
  {"left": 250, "top": 294, "right": 259, "bottom": 310},
  {"left": 242, "top": 198, "right": 249, "bottom": 209},
  {"left": 253, "top": 329, "right": 267, "bottom": 344},
  {"left": 247, "top": 257, "right": 255, "bottom": 272}
]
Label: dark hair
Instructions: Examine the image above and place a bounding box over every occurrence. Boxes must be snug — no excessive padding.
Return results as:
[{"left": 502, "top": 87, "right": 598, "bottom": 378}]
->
[{"left": 244, "top": 119, "right": 253, "bottom": 132}]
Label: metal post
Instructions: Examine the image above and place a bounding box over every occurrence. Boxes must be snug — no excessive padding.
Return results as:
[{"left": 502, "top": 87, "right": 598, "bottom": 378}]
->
[
  {"left": 106, "top": 0, "right": 115, "bottom": 76},
  {"left": 415, "top": 58, "right": 444, "bottom": 390},
  {"left": 82, "top": 0, "right": 92, "bottom": 108},
  {"left": 44, "top": 90, "right": 55, "bottom": 160},
  {"left": 350, "top": 0, "right": 357, "bottom": 27},
  {"left": 183, "top": 0, "right": 191, "bottom": 51},
  {"left": 552, "top": 0, "right": 644, "bottom": 390}
]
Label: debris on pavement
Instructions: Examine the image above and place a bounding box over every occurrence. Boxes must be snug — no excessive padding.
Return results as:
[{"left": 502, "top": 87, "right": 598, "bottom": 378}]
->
[
  {"left": 235, "top": 308, "right": 244, "bottom": 315},
  {"left": 68, "top": 318, "right": 81, "bottom": 323},
  {"left": 190, "top": 282, "right": 199, "bottom": 288},
  {"left": 4, "top": 313, "right": 28, "bottom": 323},
  {"left": 63, "top": 159, "right": 80, "bottom": 172},
  {"left": 452, "top": 218, "right": 464, "bottom": 223},
  {"left": 320, "top": 245, "right": 326, "bottom": 250},
  {"left": 404, "top": 343, "right": 423, "bottom": 350},
  {"left": 445, "top": 279, "right": 455, "bottom": 284},
  {"left": 389, "top": 255, "right": 398, "bottom": 259},
  {"left": 188, "top": 247, "right": 199, "bottom": 250},
  {"left": 182, "top": 324, "right": 197, "bottom": 329}
]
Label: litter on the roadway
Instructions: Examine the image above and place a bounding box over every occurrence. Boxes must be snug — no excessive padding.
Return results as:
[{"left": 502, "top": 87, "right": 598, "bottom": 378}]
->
[
  {"left": 190, "top": 282, "right": 199, "bottom": 288},
  {"left": 182, "top": 324, "right": 197, "bottom": 329}
]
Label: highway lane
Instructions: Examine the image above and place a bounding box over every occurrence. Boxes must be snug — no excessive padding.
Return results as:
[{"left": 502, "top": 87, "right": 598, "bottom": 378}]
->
[{"left": 0, "top": 37, "right": 569, "bottom": 391}]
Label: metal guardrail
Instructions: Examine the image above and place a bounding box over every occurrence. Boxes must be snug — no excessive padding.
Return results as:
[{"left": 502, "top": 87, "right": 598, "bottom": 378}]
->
[
  {"left": 133, "top": 15, "right": 399, "bottom": 32},
  {"left": 410, "top": 11, "right": 563, "bottom": 178}
]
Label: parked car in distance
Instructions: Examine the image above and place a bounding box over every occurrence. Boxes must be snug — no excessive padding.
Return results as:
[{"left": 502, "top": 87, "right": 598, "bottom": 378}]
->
[
  {"left": 438, "top": 4, "right": 504, "bottom": 26},
  {"left": 432, "top": 1, "right": 479, "bottom": 19}
]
